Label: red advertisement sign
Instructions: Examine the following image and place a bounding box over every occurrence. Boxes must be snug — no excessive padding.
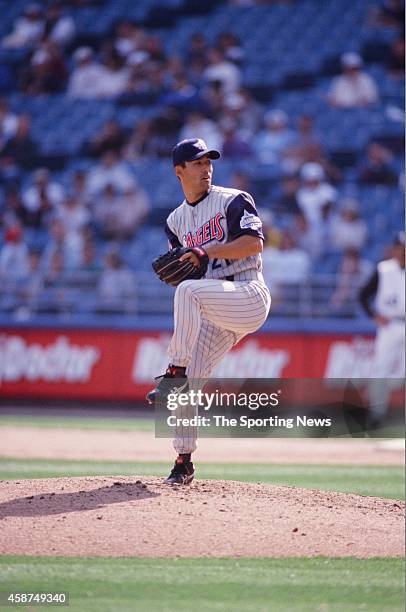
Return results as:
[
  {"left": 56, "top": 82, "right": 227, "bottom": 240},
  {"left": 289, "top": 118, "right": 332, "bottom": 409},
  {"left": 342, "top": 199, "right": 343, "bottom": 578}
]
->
[{"left": 0, "top": 328, "right": 386, "bottom": 401}]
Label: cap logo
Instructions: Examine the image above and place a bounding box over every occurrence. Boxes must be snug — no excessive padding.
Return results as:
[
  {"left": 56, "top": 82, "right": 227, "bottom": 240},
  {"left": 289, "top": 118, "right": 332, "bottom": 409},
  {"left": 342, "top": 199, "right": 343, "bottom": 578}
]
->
[{"left": 172, "top": 138, "right": 220, "bottom": 166}]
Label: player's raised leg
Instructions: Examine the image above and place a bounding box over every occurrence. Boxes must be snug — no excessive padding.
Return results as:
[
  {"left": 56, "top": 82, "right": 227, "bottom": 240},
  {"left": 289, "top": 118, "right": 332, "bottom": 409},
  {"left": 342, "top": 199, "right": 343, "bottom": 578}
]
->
[{"left": 168, "top": 278, "right": 270, "bottom": 367}]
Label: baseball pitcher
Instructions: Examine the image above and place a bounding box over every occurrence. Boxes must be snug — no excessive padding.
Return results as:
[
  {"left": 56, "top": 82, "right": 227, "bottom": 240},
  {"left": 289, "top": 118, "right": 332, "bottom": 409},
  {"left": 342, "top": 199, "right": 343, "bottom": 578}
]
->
[{"left": 147, "top": 138, "right": 271, "bottom": 484}]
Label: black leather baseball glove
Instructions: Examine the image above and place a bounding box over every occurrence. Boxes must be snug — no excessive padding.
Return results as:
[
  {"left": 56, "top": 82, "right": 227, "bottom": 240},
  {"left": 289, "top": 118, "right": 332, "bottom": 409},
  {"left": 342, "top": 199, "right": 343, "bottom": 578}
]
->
[{"left": 152, "top": 246, "right": 209, "bottom": 287}]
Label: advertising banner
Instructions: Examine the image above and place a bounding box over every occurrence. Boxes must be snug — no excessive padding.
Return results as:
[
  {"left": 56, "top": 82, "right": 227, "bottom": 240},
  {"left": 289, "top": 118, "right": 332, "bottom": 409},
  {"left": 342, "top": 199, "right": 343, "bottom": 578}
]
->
[{"left": 0, "top": 328, "right": 401, "bottom": 402}]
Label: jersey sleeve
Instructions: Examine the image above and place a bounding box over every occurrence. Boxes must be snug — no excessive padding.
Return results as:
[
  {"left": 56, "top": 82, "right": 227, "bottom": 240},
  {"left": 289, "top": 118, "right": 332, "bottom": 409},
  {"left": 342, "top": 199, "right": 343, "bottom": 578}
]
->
[
  {"left": 165, "top": 219, "right": 182, "bottom": 249},
  {"left": 225, "top": 192, "right": 264, "bottom": 241},
  {"left": 359, "top": 268, "right": 378, "bottom": 317}
]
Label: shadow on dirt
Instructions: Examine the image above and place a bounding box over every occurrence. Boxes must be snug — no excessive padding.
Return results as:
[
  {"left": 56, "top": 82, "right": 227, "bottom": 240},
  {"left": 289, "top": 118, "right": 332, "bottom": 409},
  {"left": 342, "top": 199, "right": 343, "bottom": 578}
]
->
[{"left": 0, "top": 481, "right": 159, "bottom": 518}]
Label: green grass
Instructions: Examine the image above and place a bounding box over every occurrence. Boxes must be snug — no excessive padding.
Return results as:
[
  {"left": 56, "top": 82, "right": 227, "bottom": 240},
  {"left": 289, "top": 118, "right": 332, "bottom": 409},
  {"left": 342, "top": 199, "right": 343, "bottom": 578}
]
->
[
  {"left": 0, "top": 459, "right": 403, "bottom": 500},
  {"left": 2, "top": 414, "right": 403, "bottom": 437},
  {"left": 0, "top": 415, "right": 154, "bottom": 431},
  {"left": 0, "top": 556, "right": 404, "bottom": 612}
]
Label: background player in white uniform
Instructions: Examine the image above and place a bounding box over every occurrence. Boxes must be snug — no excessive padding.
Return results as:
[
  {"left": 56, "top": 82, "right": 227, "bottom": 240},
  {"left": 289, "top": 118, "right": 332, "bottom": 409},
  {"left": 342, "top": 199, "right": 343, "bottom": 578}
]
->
[
  {"left": 147, "top": 138, "right": 271, "bottom": 484},
  {"left": 359, "top": 232, "right": 405, "bottom": 427}
]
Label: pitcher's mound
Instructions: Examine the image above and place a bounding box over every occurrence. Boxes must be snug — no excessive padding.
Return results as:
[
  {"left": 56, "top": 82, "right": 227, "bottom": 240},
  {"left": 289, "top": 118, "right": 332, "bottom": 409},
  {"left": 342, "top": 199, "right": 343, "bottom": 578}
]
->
[{"left": 0, "top": 476, "right": 404, "bottom": 558}]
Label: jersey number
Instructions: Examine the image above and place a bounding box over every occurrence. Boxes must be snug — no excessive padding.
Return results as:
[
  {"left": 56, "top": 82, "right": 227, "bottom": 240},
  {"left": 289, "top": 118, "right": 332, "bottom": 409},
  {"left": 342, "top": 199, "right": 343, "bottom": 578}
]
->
[{"left": 212, "top": 258, "right": 231, "bottom": 270}]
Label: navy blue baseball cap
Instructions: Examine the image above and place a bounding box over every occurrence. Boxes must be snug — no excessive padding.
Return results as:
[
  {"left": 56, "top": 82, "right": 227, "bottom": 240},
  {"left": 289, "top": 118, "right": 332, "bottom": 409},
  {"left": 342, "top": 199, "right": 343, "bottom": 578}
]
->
[{"left": 172, "top": 138, "right": 221, "bottom": 166}]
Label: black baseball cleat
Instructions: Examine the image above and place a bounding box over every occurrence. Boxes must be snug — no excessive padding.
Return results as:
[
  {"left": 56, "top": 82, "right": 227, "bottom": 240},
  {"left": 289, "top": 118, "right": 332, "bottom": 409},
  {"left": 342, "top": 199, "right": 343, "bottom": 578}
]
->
[
  {"left": 146, "top": 365, "right": 188, "bottom": 405},
  {"left": 165, "top": 459, "right": 195, "bottom": 485}
]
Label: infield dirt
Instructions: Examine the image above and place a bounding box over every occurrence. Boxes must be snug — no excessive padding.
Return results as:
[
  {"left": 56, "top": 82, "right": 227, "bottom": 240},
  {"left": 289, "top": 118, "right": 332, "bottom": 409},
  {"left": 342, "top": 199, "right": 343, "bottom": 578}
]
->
[
  {"left": 1, "top": 426, "right": 404, "bottom": 465},
  {"left": 1, "top": 427, "right": 404, "bottom": 558},
  {"left": 0, "top": 476, "right": 404, "bottom": 558}
]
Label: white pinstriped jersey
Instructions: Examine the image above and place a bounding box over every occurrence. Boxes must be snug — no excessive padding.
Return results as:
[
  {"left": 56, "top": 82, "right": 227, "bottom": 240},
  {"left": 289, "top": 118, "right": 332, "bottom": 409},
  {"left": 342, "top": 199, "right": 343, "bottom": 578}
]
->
[{"left": 165, "top": 185, "right": 265, "bottom": 282}]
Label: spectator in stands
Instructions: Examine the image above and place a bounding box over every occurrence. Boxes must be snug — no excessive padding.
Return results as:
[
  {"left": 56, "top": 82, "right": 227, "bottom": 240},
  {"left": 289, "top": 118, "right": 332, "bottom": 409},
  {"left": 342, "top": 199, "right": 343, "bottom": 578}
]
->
[
  {"left": 84, "top": 119, "right": 127, "bottom": 157},
  {"left": 327, "top": 52, "right": 379, "bottom": 108},
  {"left": 230, "top": 170, "right": 260, "bottom": 203},
  {"left": 283, "top": 114, "right": 342, "bottom": 182},
  {"left": 220, "top": 120, "right": 252, "bottom": 158},
  {"left": 137, "top": 107, "right": 183, "bottom": 157},
  {"left": 93, "top": 183, "right": 117, "bottom": 234},
  {"left": 0, "top": 99, "right": 18, "bottom": 150},
  {"left": 42, "top": 217, "right": 84, "bottom": 272},
  {"left": 229, "top": 169, "right": 250, "bottom": 191},
  {"left": 123, "top": 52, "right": 156, "bottom": 99},
  {"left": 275, "top": 171, "right": 301, "bottom": 216},
  {"left": 252, "top": 110, "right": 296, "bottom": 164},
  {"left": 2, "top": 114, "right": 40, "bottom": 170},
  {"left": 386, "top": 36, "right": 405, "bottom": 78},
  {"left": 44, "top": 1, "right": 76, "bottom": 48},
  {"left": 2, "top": 3, "right": 44, "bottom": 49},
  {"left": 0, "top": 61, "right": 14, "bottom": 92},
  {"left": 0, "top": 225, "right": 29, "bottom": 281},
  {"left": 329, "top": 199, "right": 368, "bottom": 252},
  {"left": 80, "top": 238, "right": 101, "bottom": 272},
  {"left": 154, "top": 63, "right": 180, "bottom": 100},
  {"left": 358, "top": 142, "right": 398, "bottom": 185},
  {"left": 203, "top": 79, "right": 227, "bottom": 117},
  {"left": 203, "top": 48, "right": 241, "bottom": 95},
  {"left": 116, "top": 183, "right": 150, "bottom": 239},
  {"left": 97, "top": 250, "right": 137, "bottom": 311},
  {"left": 21, "top": 40, "right": 68, "bottom": 94},
  {"left": 3, "top": 188, "right": 28, "bottom": 228},
  {"left": 67, "top": 47, "right": 107, "bottom": 99},
  {"left": 188, "top": 33, "right": 209, "bottom": 65},
  {"left": 330, "top": 248, "right": 373, "bottom": 313},
  {"left": 296, "top": 162, "right": 337, "bottom": 229},
  {"left": 0, "top": 156, "right": 20, "bottom": 188},
  {"left": 179, "top": 112, "right": 222, "bottom": 151},
  {"left": 86, "top": 150, "right": 136, "bottom": 195},
  {"left": 157, "top": 73, "right": 202, "bottom": 114},
  {"left": 369, "top": 0, "right": 405, "bottom": 29},
  {"left": 216, "top": 32, "right": 244, "bottom": 65},
  {"left": 143, "top": 35, "right": 166, "bottom": 63},
  {"left": 187, "top": 55, "right": 208, "bottom": 90},
  {"left": 96, "top": 47, "right": 130, "bottom": 98},
  {"left": 45, "top": 248, "right": 64, "bottom": 283},
  {"left": 292, "top": 212, "right": 324, "bottom": 260},
  {"left": 122, "top": 119, "right": 149, "bottom": 160},
  {"left": 221, "top": 88, "right": 263, "bottom": 138},
  {"left": 18, "top": 249, "right": 44, "bottom": 305},
  {"left": 114, "top": 21, "right": 146, "bottom": 60},
  {"left": 57, "top": 194, "right": 90, "bottom": 235},
  {"left": 262, "top": 230, "right": 311, "bottom": 297},
  {"left": 71, "top": 169, "right": 92, "bottom": 208},
  {"left": 165, "top": 55, "right": 186, "bottom": 83},
  {"left": 94, "top": 182, "right": 150, "bottom": 241},
  {"left": 22, "top": 168, "right": 65, "bottom": 228}
]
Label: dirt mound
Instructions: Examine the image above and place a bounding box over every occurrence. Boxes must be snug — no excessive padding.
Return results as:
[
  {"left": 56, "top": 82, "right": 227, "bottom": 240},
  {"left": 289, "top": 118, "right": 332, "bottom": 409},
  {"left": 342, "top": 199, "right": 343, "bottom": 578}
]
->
[{"left": 0, "top": 477, "right": 404, "bottom": 558}]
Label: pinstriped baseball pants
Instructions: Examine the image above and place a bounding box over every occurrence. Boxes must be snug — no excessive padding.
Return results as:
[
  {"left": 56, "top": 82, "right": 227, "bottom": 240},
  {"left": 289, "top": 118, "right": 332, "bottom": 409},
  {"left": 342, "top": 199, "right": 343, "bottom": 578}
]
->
[{"left": 167, "top": 278, "right": 271, "bottom": 453}]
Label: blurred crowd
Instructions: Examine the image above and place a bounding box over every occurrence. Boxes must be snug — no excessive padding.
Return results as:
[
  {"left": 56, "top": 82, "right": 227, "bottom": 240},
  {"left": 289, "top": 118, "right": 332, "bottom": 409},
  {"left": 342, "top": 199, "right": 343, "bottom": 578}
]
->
[{"left": 0, "top": 0, "right": 404, "bottom": 316}]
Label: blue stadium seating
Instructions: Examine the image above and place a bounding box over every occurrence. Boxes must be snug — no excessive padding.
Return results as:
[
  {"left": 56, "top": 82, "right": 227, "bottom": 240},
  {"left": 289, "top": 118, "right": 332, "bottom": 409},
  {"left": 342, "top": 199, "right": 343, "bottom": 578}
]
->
[{"left": 0, "top": 0, "right": 403, "bottom": 322}]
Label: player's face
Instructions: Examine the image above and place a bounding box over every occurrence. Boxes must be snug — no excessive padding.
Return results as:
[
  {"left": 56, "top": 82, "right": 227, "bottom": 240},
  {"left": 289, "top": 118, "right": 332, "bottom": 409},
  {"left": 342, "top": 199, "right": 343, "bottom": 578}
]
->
[{"left": 177, "top": 155, "right": 213, "bottom": 197}]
